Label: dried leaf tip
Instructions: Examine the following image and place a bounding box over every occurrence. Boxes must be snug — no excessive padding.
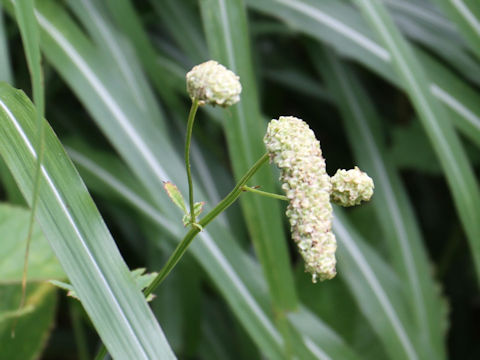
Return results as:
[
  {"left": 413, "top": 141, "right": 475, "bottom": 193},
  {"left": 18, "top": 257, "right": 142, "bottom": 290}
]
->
[{"left": 186, "top": 60, "right": 242, "bottom": 107}]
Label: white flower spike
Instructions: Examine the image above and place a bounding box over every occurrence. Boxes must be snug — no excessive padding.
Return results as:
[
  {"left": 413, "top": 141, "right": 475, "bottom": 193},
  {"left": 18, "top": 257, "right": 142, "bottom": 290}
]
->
[
  {"left": 186, "top": 60, "right": 242, "bottom": 107},
  {"left": 264, "top": 116, "right": 336, "bottom": 282}
]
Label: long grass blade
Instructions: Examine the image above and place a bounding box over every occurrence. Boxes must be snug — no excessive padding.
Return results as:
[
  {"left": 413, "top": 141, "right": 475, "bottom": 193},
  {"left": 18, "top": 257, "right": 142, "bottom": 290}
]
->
[
  {"left": 246, "top": 0, "right": 480, "bottom": 149},
  {"left": 388, "top": 1, "right": 480, "bottom": 87},
  {"left": 12, "top": 0, "right": 45, "bottom": 322},
  {"left": 0, "top": 83, "right": 175, "bottom": 359},
  {"left": 0, "top": 4, "right": 20, "bottom": 203},
  {"left": 356, "top": 0, "right": 480, "bottom": 288},
  {"left": 431, "top": 0, "right": 480, "bottom": 60},
  {"left": 334, "top": 210, "right": 420, "bottom": 360},
  {"left": 315, "top": 47, "right": 446, "bottom": 359},
  {"left": 149, "top": 0, "right": 207, "bottom": 63},
  {"left": 288, "top": 308, "right": 361, "bottom": 360},
  {"left": 102, "top": 0, "right": 182, "bottom": 110},
  {"left": 0, "top": 3, "right": 12, "bottom": 83}
]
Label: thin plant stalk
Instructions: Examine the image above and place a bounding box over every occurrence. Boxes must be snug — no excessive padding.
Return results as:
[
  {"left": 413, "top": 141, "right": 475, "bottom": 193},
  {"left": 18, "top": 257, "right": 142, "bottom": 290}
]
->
[
  {"left": 13, "top": 0, "right": 46, "bottom": 334},
  {"left": 185, "top": 99, "right": 200, "bottom": 225},
  {"left": 242, "top": 186, "right": 288, "bottom": 201},
  {"left": 145, "top": 152, "right": 270, "bottom": 296}
]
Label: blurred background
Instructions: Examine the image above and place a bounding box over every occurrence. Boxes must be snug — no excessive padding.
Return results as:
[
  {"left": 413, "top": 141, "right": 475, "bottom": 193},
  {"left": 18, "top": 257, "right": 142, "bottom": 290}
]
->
[{"left": 1, "top": 0, "right": 479, "bottom": 359}]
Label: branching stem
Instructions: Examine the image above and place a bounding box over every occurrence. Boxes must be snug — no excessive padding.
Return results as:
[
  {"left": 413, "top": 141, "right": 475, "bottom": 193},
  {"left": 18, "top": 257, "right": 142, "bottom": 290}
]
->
[
  {"left": 144, "top": 152, "right": 270, "bottom": 296},
  {"left": 242, "top": 186, "right": 288, "bottom": 201}
]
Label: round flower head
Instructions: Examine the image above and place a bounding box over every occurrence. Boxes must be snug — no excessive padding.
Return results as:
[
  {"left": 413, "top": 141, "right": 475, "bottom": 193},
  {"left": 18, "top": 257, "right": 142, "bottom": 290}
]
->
[
  {"left": 186, "top": 60, "right": 242, "bottom": 107},
  {"left": 331, "top": 167, "right": 374, "bottom": 207},
  {"left": 264, "top": 116, "right": 336, "bottom": 282}
]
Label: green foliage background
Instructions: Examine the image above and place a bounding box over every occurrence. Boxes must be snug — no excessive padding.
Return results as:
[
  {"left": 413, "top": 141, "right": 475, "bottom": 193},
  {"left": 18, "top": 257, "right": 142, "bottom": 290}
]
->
[{"left": 0, "top": 0, "right": 479, "bottom": 359}]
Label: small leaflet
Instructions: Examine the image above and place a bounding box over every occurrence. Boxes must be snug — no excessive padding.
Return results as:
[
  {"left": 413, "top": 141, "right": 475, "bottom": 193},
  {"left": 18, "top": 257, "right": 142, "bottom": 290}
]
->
[
  {"left": 182, "top": 201, "right": 205, "bottom": 227},
  {"left": 163, "top": 181, "right": 187, "bottom": 215}
]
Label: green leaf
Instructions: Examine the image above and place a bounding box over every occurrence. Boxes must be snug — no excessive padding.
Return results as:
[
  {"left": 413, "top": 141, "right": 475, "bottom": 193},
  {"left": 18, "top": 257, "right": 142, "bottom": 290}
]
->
[
  {"left": 164, "top": 181, "right": 188, "bottom": 215},
  {"left": 182, "top": 201, "right": 205, "bottom": 227},
  {"left": 0, "top": 3, "right": 12, "bottom": 83},
  {"left": 0, "top": 82, "right": 175, "bottom": 359},
  {"left": 0, "top": 204, "right": 61, "bottom": 360},
  {"left": 0, "top": 203, "right": 65, "bottom": 282},
  {"left": 0, "top": 283, "right": 57, "bottom": 360},
  {"left": 386, "top": 0, "right": 480, "bottom": 87},
  {"left": 431, "top": 0, "right": 480, "bottom": 61},
  {"left": 389, "top": 120, "right": 441, "bottom": 174},
  {"left": 13, "top": 0, "right": 43, "bottom": 118},
  {"left": 356, "top": 0, "right": 480, "bottom": 292},
  {"left": 149, "top": 0, "right": 207, "bottom": 63},
  {"left": 102, "top": 0, "right": 182, "bottom": 110},
  {"left": 288, "top": 307, "right": 361, "bottom": 360},
  {"left": 334, "top": 210, "right": 421, "bottom": 360},
  {"left": 131, "top": 268, "right": 158, "bottom": 293},
  {"left": 13, "top": 0, "right": 46, "bottom": 306}
]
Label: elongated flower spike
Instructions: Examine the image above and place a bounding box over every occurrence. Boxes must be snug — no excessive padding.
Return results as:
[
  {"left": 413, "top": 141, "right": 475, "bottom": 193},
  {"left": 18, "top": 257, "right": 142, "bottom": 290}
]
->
[
  {"left": 264, "top": 116, "right": 336, "bottom": 282},
  {"left": 186, "top": 60, "right": 242, "bottom": 107},
  {"left": 264, "top": 116, "right": 374, "bottom": 282}
]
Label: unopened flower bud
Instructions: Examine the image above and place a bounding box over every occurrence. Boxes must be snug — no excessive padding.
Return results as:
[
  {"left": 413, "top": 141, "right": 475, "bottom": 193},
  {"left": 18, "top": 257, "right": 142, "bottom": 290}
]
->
[
  {"left": 330, "top": 167, "right": 374, "bottom": 207},
  {"left": 186, "top": 60, "right": 241, "bottom": 107},
  {"left": 264, "top": 116, "right": 336, "bottom": 282}
]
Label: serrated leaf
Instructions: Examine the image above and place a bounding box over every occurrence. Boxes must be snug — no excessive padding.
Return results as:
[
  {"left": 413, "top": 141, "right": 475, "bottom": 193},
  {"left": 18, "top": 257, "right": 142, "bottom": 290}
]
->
[{"left": 182, "top": 201, "right": 205, "bottom": 227}]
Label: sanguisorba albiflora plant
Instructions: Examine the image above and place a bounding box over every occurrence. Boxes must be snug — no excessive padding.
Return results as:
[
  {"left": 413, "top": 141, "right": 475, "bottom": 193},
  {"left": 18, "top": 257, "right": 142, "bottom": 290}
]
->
[
  {"left": 90, "top": 60, "right": 374, "bottom": 358},
  {"left": 3, "top": 0, "right": 480, "bottom": 359},
  {"left": 152, "top": 61, "right": 374, "bottom": 289}
]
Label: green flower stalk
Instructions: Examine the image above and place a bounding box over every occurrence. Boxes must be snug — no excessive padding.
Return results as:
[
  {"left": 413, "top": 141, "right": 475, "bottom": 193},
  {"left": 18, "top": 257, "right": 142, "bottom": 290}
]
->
[
  {"left": 264, "top": 116, "right": 336, "bottom": 282},
  {"left": 186, "top": 60, "right": 242, "bottom": 107},
  {"left": 331, "top": 167, "right": 374, "bottom": 207},
  {"left": 183, "top": 60, "right": 242, "bottom": 226}
]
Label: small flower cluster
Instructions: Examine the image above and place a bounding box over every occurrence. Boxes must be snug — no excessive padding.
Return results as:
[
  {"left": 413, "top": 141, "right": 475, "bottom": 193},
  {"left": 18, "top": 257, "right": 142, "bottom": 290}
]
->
[
  {"left": 264, "top": 116, "right": 374, "bottom": 282},
  {"left": 331, "top": 167, "right": 374, "bottom": 207},
  {"left": 264, "top": 116, "right": 336, "bottom": 282},
  {"left": 186, "top": 60, "right": 242, "bottom": 107}
]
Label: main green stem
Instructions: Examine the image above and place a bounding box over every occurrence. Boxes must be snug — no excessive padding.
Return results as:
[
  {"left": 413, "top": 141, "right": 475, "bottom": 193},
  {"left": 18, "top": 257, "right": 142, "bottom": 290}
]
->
[
  {"left": 144, "top": 152, "right": 270, "bottom": 296},
  {"left": 185, "top": 99, "right": 199, "bottom": 225}
]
